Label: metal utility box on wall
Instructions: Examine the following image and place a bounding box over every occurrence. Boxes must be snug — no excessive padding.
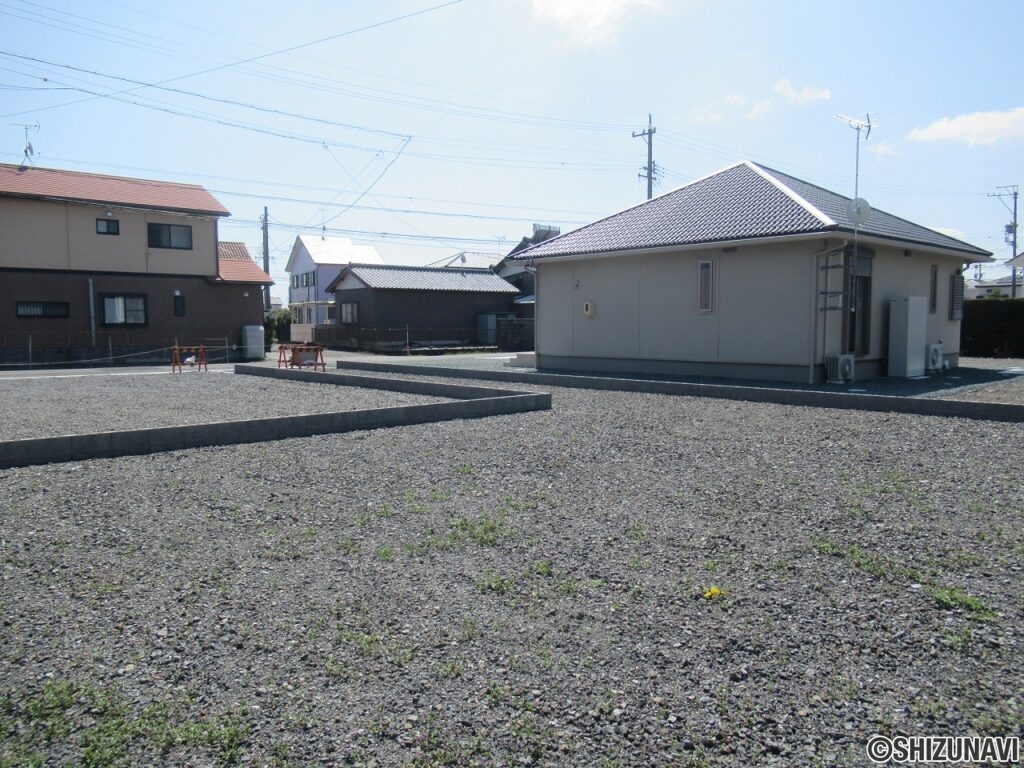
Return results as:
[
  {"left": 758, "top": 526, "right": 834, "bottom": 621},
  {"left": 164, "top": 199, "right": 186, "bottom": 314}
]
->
[{"left": 888, "top": 296, "right": 927, "bottom": 378}]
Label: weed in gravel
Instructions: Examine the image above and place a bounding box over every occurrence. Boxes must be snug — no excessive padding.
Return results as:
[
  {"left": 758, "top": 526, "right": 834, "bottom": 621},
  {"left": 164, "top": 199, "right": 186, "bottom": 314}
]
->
[
  {"left": 449, "top": 512, "right": 509, "bottom": 547},
  {"left": 376, "top": 545, "right": 394, "bottom": 562},
  {"left": 458, "top": 617, "right": 479, "bottom": 641},
  {"left": 813, "top": 537, "right": 923, "bottom": 582},
  {"left": 476, "top": 571, "right": 513, "bottom": 594},
  {"left": 337, "top": 535, "right": 361, "bottom": 555},
  {"left": 626, "top": 522, "right": 650, "bottom": 543},
  {"left": 942, "top": 626, "right": 974, "bottom": 652},
  {"left": 1, "top": 678, "right": 250, "bottom": 767},
  {"left": 928, "top": 586, "right": 995, "bottom": 620},
  {"left": 529, "top": 559, "right": 553, "bottom": 577},
  {"left": 454, "top": 463, "right": 474, "bottom": 475}
]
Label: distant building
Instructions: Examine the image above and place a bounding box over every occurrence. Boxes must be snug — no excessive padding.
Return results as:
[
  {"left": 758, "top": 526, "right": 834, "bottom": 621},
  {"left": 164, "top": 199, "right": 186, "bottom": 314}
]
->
[
  {"left": 324, "top": 263, "right": 518, "bottom": 350},
  {"left": 0, "top": 162, "right": 271, "bottom": 364},
  {"left": 285, "top": 234, "right": 384, "bottom": 341}
]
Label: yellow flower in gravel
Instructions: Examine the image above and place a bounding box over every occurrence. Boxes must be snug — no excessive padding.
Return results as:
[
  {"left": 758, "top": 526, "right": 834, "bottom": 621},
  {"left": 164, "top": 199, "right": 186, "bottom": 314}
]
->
[{"left": 703, "top": 586, "right": 722, "bottom": 600}]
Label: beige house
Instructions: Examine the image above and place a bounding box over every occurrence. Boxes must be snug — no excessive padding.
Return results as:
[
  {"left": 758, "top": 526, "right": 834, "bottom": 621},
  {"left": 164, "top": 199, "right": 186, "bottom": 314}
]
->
[
  {"left": 513, "top": 162, "right": 992, "bottom": 384},
  {"left": 0, "top": 162, "right": 271, "bottom": 364}
]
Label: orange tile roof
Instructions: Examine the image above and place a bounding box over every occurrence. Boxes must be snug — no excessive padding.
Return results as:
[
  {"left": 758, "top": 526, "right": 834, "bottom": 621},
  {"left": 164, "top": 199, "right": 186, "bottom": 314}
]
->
[
  {"left": 216, "top": 242, "right": 274, "bottom": 285},
  {"left": 0, "top": 162, "right": 230, "bottom": 216}
]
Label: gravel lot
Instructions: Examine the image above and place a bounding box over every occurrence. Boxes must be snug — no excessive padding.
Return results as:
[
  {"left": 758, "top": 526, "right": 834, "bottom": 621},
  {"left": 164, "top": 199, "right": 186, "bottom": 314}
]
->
[
  {"left": 1, "top": 371, "right": 1022, "bottom": 767},
  {"left": 0, "top": 372, "right": 448, "bottom": 439}
]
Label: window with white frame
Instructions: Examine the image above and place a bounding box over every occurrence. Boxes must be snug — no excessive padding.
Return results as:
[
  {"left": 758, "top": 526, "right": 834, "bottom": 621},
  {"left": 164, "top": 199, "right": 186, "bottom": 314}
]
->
[
  {"left": 949, "top": 273, "right": 964, "bottom": 321},
  {"left": 340, "top": 302, "right": 358, "bottom": 324},
  {"left": 698, "top": 260, "right": 714, "bottom": 313}
]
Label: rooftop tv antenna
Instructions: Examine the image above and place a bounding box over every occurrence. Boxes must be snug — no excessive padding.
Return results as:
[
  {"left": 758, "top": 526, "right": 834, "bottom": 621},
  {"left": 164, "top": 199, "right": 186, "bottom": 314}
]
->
[
  {"left": 834, "top": 113, "right": 874, "bottom": 224},
  {"left": 13, "top": 122, "right": 39, "bottom": 167}
]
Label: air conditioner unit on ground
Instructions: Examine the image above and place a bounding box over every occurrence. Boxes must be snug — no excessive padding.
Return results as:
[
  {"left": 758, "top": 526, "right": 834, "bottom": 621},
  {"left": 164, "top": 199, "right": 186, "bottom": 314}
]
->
[
  {"left": 826, "top": 354, "right": 855, "bottom": 383},
  {"left": 925, "top": 343, "right": 944, "bottom": 372}
]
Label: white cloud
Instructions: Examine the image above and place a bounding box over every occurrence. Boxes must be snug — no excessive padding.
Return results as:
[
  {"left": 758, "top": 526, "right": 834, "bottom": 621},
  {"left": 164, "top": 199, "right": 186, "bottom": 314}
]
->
[
  {"left": 743, "top": 98, "right": 774, "bottom": 120},
  {"left": 867, "top": 140, "right": 900, "bottom": 158},
  {"left": 529, "top": 0, "right": 661, "bottom": 45},
  {"left": 774, "top": 78, "right": 830, "bottom": 105},
  {"left": 908, "top": 107, "right": 1024, "bottom": 147}
]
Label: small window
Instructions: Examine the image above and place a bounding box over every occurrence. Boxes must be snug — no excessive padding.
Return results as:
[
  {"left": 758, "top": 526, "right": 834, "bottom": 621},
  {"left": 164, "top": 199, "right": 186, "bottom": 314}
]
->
[
  {"left": 341, "top": 302, "right": 358, "bottom": 324},
  {"left": 290, "top": 274, "right": 299, "bottom": 288},
  {"left": 147, "top": 223, "right": 192, "bottom": 250},
  {"left": 174, "top": 295, "right": 186, "bottom": 316},
  {"left": 101, "top": 294, "right": 147, "bottom": 326},
  {"left": 698, "top": 261, "right": 714, "bottom": 313},
  {"left": 96, "top": 218, "right": 119, "bottom": 235},
  {"left": 949, "top": 273, "right": 964, "bottom": 321},
  {"left": 929, "top": 265, "right": 938, "bottom": 314},
  {"left": 17, "top": 301, "right": 70, "bottom": 318},
  {"left": 309, "top": 271, "right": 316, "bottom": 287}
]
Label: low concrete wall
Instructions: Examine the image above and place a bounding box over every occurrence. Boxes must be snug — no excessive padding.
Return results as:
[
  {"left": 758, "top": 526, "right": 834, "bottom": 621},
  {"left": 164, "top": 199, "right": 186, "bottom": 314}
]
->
[
  {"left": 332, "top": 360, "right": 1024, "bottom": 424},
  {"left": 0, "top": 367, "right": 551, "bottom": 469}
]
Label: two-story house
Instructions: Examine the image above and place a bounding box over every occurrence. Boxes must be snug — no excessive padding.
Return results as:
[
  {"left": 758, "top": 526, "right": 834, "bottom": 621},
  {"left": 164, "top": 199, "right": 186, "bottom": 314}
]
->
[
  {"left": 285, "top": 234, "right": 384, "bottom": 342},
  {"left": 0, "top": 162, "right": 272, "bottom": 364}
]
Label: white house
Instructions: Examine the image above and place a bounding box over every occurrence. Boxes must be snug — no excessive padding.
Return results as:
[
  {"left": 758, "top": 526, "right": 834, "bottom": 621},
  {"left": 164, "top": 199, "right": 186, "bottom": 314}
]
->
[
  {"left": 285, "top": 234, "right": 384, "bottom": 341},
  {"left": 512, "top": 161, "right": 992, "bottom": 384}
]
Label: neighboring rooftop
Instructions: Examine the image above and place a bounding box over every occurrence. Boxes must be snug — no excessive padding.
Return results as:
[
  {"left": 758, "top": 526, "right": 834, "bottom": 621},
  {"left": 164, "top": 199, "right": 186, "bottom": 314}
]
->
[
  {"left": 512, "top": 161, "right": 992, "bottom": 261},
  {"left": 285, "top": 234, "right": 384, "bottom": 273},
  {"left": 0, "top": 162, "right": 229, "bottom": 216},
  {"left": 328, "top": 263, "right": 519, "bottom": 293},
  {"left": 215, "top": 242, "right": 274, "bottom": 284},
  {"left": 424, "top": 251, "right": 503, "bottom": 270}
]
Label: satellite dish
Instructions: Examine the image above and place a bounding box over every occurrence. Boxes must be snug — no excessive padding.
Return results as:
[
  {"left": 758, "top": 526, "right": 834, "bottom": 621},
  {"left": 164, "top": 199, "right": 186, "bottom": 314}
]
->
[{"left": 847, "top": 197, "right": 871, "bottom": 227}]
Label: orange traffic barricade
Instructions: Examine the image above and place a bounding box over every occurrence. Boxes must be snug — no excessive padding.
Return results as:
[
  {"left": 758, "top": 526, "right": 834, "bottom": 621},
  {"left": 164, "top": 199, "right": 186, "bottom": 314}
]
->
[
  {"left": 171, "top": 344, "right": 208, "bottom": 373},
  {"left": 277, "top": 344, "right": 326, "bottom": 372}
]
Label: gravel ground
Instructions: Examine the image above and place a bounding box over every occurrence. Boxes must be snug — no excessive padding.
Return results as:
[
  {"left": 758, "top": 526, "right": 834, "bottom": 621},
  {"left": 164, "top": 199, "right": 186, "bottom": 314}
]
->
[
  {"left": 0, "top": 372, "right": 448, "bottom": 439},
  {"left": 1, "top": 373, "right": 1022, "bottom": 767}
]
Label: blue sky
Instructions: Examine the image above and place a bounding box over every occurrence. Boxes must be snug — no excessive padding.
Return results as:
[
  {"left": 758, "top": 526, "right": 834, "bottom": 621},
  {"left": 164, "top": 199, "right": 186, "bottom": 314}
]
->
[{"left": 3, "top": 0, "right": 1023, "bottom": 300}]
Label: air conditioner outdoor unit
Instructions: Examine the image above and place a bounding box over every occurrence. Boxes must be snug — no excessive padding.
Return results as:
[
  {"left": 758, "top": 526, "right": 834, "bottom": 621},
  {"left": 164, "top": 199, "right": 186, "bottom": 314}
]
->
[
  {"left": 826, "top": 354, "right": 855, "bottom": 383},
  {"left": 925, "top": 343, "right": 944, "bottom": 372}
]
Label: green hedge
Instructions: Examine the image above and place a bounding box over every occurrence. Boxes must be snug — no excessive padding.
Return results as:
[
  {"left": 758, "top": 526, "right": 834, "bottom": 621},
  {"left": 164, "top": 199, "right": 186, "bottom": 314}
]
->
[
  {"left": 961, "top": 298, "right": 1024, "bottom": 357},
  {"left": 263, "top": 309, "right": 291, "bottom": 345}
]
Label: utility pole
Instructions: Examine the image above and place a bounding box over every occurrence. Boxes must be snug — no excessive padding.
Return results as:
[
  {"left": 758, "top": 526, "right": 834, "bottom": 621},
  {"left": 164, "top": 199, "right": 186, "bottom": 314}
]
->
[
  {"left": 262, "top": 206, "right": 271, "bottom": 312},
  {"left": 633, "top": 114, "right": 656, "bottom": 200},
  {"left": 989, "top": 186, "right": 1019, "bottom": 298}
]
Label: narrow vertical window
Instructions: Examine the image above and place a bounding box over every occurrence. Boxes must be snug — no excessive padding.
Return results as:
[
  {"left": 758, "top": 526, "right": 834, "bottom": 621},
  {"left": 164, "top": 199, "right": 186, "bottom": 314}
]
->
[
  {"left": 949, "top": 273, "right": 964, "bottom": 321},
  {"left": 929, "top": 265, "right": 938, "bottom": 314},
  {"left": 698, "top": 261, "right": 714, "bottom": 313},
  {"left": 174, "top": 295, "right": 186, "bottom": 316}
]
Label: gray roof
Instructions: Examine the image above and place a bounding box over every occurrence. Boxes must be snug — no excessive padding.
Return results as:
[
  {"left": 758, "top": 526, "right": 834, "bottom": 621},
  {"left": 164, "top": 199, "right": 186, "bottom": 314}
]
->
[
  {"left": 331, "top": 263, "right": 518, "bottom": 293},
  {"left": 513, "top": 161, "right": 991, "bottom": 261}
]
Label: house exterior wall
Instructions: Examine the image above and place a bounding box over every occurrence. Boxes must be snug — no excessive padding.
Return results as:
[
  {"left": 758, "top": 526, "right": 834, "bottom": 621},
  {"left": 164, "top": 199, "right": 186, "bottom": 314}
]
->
[
  {"left": 0, "top": 198, "right": 218, "bottom": 276},
  {"left": 286, "top": 246, "right": 344, "bottom": 312},
  {"left": 536, "top": 240, "right": 972, "bottom": 382},
  {"left": 536, "top": 243, "right": 816, "bottom": 381},
  {"left": 0, "top": 269, "right": 264, "bottom": 361}
]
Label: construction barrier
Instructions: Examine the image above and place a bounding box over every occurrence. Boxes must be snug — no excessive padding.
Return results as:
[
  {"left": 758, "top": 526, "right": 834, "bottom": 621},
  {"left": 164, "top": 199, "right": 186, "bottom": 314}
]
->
[
  {"left": 171, "top": 345, "right": 208, "bottom": 373},
  {"left": 277, "top": 344, "right": 326, "bottom": 372}
]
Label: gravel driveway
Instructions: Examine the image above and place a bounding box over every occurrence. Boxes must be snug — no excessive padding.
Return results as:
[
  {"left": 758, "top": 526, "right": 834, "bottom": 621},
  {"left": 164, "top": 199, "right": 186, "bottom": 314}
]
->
[{"left": 1, "top": 372, "right": 1021, "bottom": 767}]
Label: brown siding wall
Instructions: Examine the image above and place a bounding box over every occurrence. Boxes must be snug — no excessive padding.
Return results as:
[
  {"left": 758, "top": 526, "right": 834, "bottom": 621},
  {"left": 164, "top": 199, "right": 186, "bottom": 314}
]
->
[{"left": 0, "top": 269, "right": 264, "bottom": 362}]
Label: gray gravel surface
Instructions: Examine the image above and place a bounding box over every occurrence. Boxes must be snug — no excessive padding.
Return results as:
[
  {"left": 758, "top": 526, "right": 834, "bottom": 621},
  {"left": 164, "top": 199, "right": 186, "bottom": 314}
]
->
[
  {"left": 1, "top": 372, "right": 1022, "bottom": 767},
  {"left": 0, "top": 372, "right": 447, "bottom": 439}
]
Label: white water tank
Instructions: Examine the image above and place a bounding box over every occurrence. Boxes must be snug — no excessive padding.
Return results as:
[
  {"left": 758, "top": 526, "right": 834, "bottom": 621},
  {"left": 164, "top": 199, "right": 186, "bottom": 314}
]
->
[{"left": 242, "top": 325, "right": 265, "bottom": 361}]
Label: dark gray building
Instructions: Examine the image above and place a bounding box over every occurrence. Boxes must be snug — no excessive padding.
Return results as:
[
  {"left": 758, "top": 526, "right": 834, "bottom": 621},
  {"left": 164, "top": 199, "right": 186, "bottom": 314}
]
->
[{"left": 323, "top": 263, "right": 518, "bottom": 350}]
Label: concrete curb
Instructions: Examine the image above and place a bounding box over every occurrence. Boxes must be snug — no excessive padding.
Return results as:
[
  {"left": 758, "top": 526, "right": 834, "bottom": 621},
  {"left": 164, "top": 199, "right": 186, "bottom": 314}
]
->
[
  {"left": 0, "top": 366, "right": 551, "bottom": 469},
  {"left": 332, "top": 360, "right": 1024, "bottom": 424}
]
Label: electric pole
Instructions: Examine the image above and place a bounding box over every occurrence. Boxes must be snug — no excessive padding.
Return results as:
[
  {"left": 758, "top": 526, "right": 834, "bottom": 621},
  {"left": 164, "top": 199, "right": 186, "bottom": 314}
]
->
[
  {"left": 262, "top": 206, "right": 271, "bottom": 312},
  {"left": 989, "top": 186, "right": 1018, "bottom": 298},
  {"left": 633, "top": 114, "right": 656, "bottom": 200}
]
